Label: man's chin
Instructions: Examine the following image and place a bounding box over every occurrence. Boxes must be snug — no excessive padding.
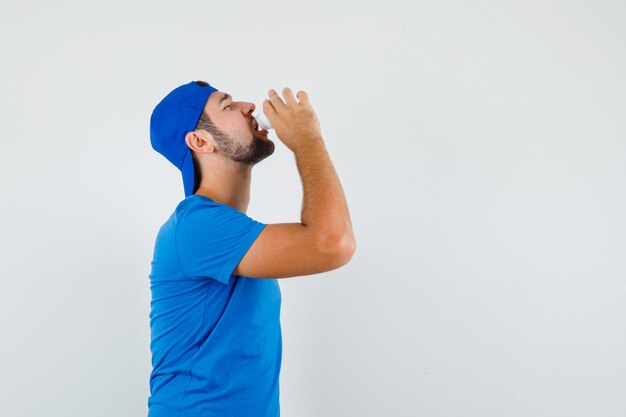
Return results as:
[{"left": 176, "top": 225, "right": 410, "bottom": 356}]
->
[{"left": 246, "top": 140, "right": 275, "bottom": 165}]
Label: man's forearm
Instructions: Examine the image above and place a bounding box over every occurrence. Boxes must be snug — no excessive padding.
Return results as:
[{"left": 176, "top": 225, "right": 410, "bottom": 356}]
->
[{"left": 294, "top": 137, "right": 355, "bottom": 247}]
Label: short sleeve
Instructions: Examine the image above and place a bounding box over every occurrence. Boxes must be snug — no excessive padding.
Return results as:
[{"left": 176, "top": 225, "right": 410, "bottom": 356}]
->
[{"left": 175, "top": 200, "right": 267, "bottom": 284}]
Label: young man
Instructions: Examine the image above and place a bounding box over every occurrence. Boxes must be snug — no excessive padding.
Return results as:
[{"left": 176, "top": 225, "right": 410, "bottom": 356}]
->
[{"left": 148, "top": 80, "right": 356, "bottom": 417}]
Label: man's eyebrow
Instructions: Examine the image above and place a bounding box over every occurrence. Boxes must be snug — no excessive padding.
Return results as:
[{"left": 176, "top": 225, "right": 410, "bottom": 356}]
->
[{"left": 218, "top": 93, "right": 231, "bottom": 107}]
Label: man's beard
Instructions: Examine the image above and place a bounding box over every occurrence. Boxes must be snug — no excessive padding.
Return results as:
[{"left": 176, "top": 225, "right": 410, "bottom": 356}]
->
[{"left": 212, "top": 128, "right": 275, "bottom": 165}]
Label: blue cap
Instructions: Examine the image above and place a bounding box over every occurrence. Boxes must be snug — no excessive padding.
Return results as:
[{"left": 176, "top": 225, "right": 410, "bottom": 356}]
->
[{"left": 150, "top": 81, "right": 219, "bottom": 197}]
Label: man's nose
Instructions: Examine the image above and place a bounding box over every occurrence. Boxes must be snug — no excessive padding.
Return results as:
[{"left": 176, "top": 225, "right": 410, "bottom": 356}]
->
[{"left": 240, "top": 102, "right": 255, "bottom": 115}]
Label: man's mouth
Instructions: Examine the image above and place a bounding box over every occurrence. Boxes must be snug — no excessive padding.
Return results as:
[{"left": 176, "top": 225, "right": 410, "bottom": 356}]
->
[{"left": 249, "top": 118, "right": 269, "bottom": 138}]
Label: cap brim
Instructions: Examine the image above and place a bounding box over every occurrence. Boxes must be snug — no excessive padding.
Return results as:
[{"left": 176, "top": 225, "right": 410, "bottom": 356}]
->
[{"left": 181, "top": 148, "right": 196, "bottom": 197}]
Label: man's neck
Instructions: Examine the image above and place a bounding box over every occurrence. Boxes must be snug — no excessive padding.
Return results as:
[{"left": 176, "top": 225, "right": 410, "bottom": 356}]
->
[{"left": 194, "top": 165, "right": 252, "bottom": 214}]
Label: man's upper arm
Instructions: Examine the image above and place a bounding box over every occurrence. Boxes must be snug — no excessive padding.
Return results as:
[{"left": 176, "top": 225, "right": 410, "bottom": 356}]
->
[{"left": 233, "top": 223, "right": 355, "bottom": 279}]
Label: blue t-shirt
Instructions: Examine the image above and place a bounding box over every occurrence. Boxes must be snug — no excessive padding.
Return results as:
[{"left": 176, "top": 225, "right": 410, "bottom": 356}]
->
[{"left": 147, "top": 194, "right": 282, "bottom": 417}]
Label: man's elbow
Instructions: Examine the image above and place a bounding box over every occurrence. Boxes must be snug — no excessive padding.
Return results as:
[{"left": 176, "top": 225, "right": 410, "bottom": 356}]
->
[{"left": 325, "top": 233, "right": 357, "bottom": 268}]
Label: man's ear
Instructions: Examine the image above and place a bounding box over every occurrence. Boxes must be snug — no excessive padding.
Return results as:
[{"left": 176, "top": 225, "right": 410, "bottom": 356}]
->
[{"left": 185, "top": 130, "right": 215, "bottom": 153}]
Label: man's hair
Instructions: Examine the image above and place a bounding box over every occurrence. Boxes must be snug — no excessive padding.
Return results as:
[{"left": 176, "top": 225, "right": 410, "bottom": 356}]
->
[{"left": 190, "top": 80, "right": 220, "bottom": 194}]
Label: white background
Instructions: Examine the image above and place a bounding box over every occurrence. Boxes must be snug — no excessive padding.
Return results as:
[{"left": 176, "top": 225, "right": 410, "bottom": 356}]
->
[{"left": 1, "top": 1, "right": 625, "bottom": 416}]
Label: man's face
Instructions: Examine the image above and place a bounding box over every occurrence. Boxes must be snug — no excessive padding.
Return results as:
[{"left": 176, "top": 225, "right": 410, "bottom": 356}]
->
[{"left": 201, "top": 91, "right": 275, "bottom": 165}]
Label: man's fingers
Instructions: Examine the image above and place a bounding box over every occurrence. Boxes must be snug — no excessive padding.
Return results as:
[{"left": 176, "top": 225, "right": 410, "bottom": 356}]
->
[
  {"left": 296, "top": 90, "right": 310, "bottom": 106},
  {"left": 267, "top": 89, "right": 286, "bottom": 111},
  {"left": 282, "top": 87, "right": 297, "bottom": 105},
  {"left": 263, "top": 99, "right": 276, "bottom": 115},
  {"left": 266, "top": 87, "right": 309, "bottom": 115}
]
